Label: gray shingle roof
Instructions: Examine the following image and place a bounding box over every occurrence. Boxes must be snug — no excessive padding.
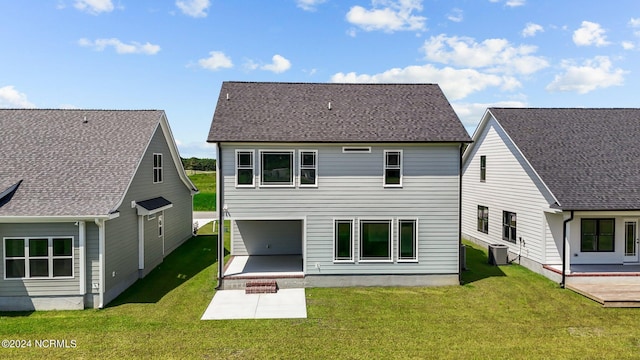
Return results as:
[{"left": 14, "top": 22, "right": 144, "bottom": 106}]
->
[
  {"left": 0, "top": 109, "right": 165, "bottom": 217},
  {"left": 207, "top": 82, "right": 471, "bottom": 143},
  {"left": 490, "top": 108, "right": 640, "bottom": 210}
]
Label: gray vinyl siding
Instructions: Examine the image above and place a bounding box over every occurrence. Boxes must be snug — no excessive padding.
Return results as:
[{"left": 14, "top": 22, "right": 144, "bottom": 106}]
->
[
  {"left": 0, "top": 222, "right": 80, "bottom": 296},
  {"left": 461, "top": 116, "right": 556, "bottom": 264},
  {"left": 222, "top": 143, "right": 461, "bottom": 275},
  {"left": 86, "top": 221, "right": 100, "bottom": 294},
  {"left": 104, "top": 124, "right": 193, "bottom": 296}
]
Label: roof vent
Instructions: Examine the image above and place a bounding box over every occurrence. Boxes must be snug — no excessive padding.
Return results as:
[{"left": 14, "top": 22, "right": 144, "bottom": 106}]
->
[
  {"left": 82, "top": 116, "right": 88, "bottom": 124},
  {"left": 328, "top": 102, "right": 331, "bottom": 110},
  {"left": 226, "top": 93, "right": 230, "bottom": 101}
]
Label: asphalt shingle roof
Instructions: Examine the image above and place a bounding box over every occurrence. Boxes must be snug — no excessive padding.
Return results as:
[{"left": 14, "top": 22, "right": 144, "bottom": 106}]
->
[
  {"left": 490, "top": 108, "right": 640, "bottom": 210},
  {"left": 0, "top": 109, "right": 165, "bottom": 217},
  {"left": 207, "top": 82, "right": 471, "bottom": 143}
]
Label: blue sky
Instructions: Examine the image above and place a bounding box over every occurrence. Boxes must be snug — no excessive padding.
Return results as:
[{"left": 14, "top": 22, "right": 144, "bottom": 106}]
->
[{"left": 1, "top": 0, "right": 639, "bottom": 158}]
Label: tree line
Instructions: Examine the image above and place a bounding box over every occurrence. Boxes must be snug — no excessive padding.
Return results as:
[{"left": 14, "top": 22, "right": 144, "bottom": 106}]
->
[{"left": 181, "top": 157, "right": 216, "bottom": 171}]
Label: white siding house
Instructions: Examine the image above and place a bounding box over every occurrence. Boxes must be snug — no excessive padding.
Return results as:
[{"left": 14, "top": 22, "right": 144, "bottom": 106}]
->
[
  {"left": 208, "top": 82, "right": 471, "bottom": 287},
  {"left": 0, "top": 110, "right": 197, "bottom": 310},
  {"left": 462, "top": 108, "right": 640, "bottom": 286}
]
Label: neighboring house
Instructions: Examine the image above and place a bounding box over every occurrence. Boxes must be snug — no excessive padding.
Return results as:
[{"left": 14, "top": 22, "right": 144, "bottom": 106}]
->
[
  {"left": 462, "top": 108, "right": 640, "bottom": 285},
  {"left": 207, "top": 82, "right": 471, "bottom": 287},
  {"left": 0, "top": 109, "right": 197, "bottom": 310}
]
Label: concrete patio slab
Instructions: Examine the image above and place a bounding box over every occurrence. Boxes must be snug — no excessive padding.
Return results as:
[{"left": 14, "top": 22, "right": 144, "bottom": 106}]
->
[{"left": 201, "top": 289, "right": 307, "bottom": 320}]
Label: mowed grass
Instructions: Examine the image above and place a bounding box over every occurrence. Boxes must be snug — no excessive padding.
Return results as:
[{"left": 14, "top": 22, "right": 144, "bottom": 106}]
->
[
  {"left": 188, "top": 172, "right": 216, "bottom": 211},
  {"left": 2, "top": 235, "right": 640, "bottom": 359}
]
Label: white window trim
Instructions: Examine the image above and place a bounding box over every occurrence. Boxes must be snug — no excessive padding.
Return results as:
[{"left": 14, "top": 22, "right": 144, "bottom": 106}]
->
[
  {"left": 333, "top": 219, "right": 355, "bottom": 263},
  {"left": 383, "top": 150, "right": 403, "bottom": 188},
  {"left": 358, "top": 219, "right": 393, "bottom": 263},
  {"left": 235, "top": 149, "right": 255, "bottom": 188},
  {"left": 3, "top": 237, "right": 75, "bottom": 280},
  {"left": 342, "top": 146, "right": 371, "bottom": 153},
  {"left": 158, "top": 214, "right": 164, "bottom": 238},
  {"left": 299, "top": 150, "right": 318, "bottom": 188},
  {"left": 397, "top": 219, "right": 418, "bottom": 263},
  {"left": 259, "top": 149, "right": 295, "bottom": 188},
  {"left": 153, "top": 153, "right": 163, "bottom": 184}
]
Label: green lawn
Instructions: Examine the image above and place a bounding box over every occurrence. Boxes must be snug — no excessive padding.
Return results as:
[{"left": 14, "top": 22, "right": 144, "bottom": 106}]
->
[
  {"left": 188, "top": 172, "right": 216, "bottom": 211},
  {"left": 2, "top": 233, "right": 640, "bottom": 359}
]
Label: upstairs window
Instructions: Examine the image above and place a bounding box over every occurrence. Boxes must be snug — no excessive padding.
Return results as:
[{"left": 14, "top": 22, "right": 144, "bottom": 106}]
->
[
  {"left": 384, "top": 150, "right": 402, "bottom": 187},
  {"left": 480, "top": 155, "right": 486, "bottom": 182},
  {"left": 299, "top": 150, "right": 318, "bottom": 187},
  {"left": 502, "top": 211, "right": 517, "bottom": 243},
  {"left": 477, "top": 206, "right": 489, "bottom": 234},
  {"left": 153, "top": 153, "right": 163, "bottom": 183},
  {"left": 236, "top": 150, "right": 255, "bottom": 187},
  {"left": 260, "top": 151, "right": 294, "bottom": 187}
]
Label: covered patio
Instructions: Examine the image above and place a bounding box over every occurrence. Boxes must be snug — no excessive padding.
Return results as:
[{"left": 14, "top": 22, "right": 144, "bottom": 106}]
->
[{"left": 223, "top": 255, "right": 304, "bottom": 279}]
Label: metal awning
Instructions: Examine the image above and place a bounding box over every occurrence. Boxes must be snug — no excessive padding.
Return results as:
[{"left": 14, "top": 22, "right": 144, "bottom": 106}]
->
[{"left": 135, "top": 197, "right": 173, "bottom": 216}]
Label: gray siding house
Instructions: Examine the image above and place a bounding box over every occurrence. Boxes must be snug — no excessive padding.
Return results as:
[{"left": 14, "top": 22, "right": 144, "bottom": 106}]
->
[
  {"left": 208, "top": 82, "right": 471, "bottom": 287},
  {"left": 462, "top": 108, "right": 640, "bottom": 286},
  {"left": 0, "top": 109, "right": 197, "bottom": 310}
]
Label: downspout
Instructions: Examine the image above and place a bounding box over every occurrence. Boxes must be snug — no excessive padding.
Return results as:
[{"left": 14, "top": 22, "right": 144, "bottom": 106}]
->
[
  {"left": 215, "top": 143, "right": 224, "bottom": 290},
  {"left": 95, "top": 218, "right": 106, "bottom": 308},
  {"left": 458, "top": 143, "right": 464, "bottom": 285},
  {"left": 560, "top": 210, "right": 574, "bottom": 288}
]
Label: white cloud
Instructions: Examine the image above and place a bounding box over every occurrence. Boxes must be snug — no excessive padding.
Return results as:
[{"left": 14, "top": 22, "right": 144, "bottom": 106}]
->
[
  {"left": 622, "top": 41, "right": 635, "bottom": 50},
  {"left": 546, "top": 56, "right": 626, "bottom": 94},
  {"left": 346, "top": 0, "right": 426, "bottom": 33},
  {"left": 422, "top": 34, "right": 549, "bottom": 75},
  {"left": 59, "top": 104, "right": 80, "bottom": 109},
  {"left": 452, "top": 100, "right": 528, "bottom": 129},
  {"left": 78, "top": 38, "right": 161, "bottom": 55},
  {"left": 296, "top": 0, "right": 326, "bottom": 11},
  {"left": 176, "top": 0, "right": 210, "bottom": 18},
  {"left": 522, "top": 22, "right": 543, "bottom": 37},
  {"left": 573, "top": 21, "right": 610, "bottom": 47},
  {"left": 198, "top": 51, "right": 233, "bottom": 71},
  {"left": 505, "top": 0, "right": 525, "bottom": 7},
  {"left": 261, "top": 54, "right": 292, "bottom": 73},
  {"left": 447, "top": 8, "right": 463, "bottom": 23},
  {"left": 176, "top": 140, "right": 217, "bottom": 159},
  {"left": 0, "top": 86, "right": 35, "bottom": 108},
  {"left": 629, "top": 18, "right": 640, "bottom": 28},
  {"left": 74, "top": 0, "right": 113, "bottom": 14},
  {"left": 331, "top": 64, "right": 517, "bottom": 100}
]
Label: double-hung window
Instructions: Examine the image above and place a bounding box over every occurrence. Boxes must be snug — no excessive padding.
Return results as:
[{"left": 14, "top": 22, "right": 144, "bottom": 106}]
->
[
  {"left": 4, "top": 237, "right": 73, "bottom": 279},
  {"left": 153, "top": 153, "right": 163, "bottom": 183},
  {"left": 478, "top": 206, "right": 489, "bottom": 234},
  {"left": 360, "top": 220, "right": 392, "bottom": 261},
  {"left": 260, "top": 151, "right": 294, "bottom": 187},
  {"left": 384, "top": 150, "right": 402, "bottom": 187},
  {"left": 581, "top": 219, "right": 615, "bottom": 252},
  {"left": 502, "top": 211, "right": 517, "bottom": 243},
  {"left": 334, "top": 220, "right": 353, "bottom": 262},
  {"left": 236, "top": 150, "right": 255, "bottom": 187},
  {"left": 299, "top": 150, "right": 317, "bottom": 187},
  {"left": 398, "top": 220, "right": 417, "bottom": 261}
]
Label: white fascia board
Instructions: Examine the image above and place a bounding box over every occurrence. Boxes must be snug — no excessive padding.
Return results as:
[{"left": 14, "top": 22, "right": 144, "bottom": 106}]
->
[{"left": 0, "top": 215, "right": 113, "bottom": 223}]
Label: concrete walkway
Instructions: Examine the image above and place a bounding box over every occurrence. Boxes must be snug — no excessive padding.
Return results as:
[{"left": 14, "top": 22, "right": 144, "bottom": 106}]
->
[
  {"left": 193, "top": 211, "right": 217, "bottom": 232},
  {"left": 201, "top": 289, "right": 307, "bottom": 320}
]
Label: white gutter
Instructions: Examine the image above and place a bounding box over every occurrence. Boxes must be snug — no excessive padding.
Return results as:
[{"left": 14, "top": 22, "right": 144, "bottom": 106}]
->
[
  {"left": 95, "top": 218, "right": 106, "bottom": 309},
  {"left": 0, "top": 214, "right": 117, "bottom": 223}
]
